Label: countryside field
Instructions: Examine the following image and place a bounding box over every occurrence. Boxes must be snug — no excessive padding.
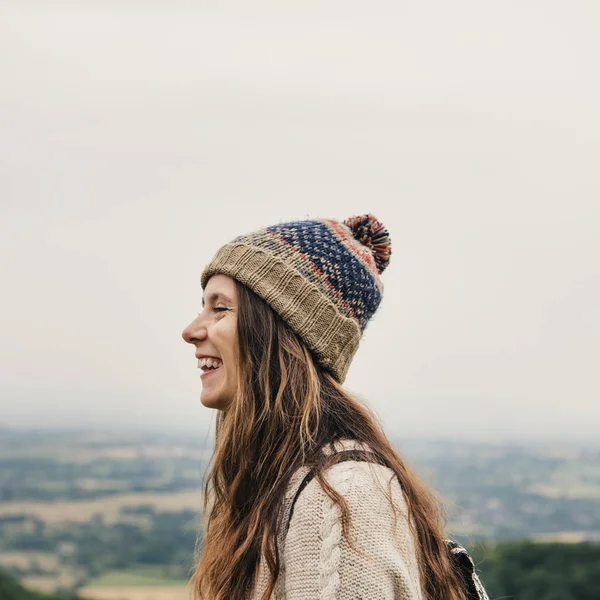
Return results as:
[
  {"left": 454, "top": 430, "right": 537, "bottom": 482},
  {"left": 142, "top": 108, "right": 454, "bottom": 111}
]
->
[
  {"left": 80, "top": 586, "right": 190, "bottom": 600},
  {"left": 0, "top": 489, "right": 202, "bottom": 524},
  {"left": 1, "top": 428, "right": 600, "bottom": 599},
  {"left": 79, "top": 568, "right": 191, "bottom": 600}
]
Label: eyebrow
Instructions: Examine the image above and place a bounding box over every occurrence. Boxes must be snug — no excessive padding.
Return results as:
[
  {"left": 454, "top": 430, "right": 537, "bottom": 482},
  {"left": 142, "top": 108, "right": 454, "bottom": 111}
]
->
[{"left": 201, "top": 292, "right": 234, "bottom": 307}]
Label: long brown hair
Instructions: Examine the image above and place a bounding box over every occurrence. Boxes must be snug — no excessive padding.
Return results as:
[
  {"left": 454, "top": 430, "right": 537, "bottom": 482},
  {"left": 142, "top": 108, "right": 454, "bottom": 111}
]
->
[{"left": 191, "top": 279, "right": 468, "bottom": 600}]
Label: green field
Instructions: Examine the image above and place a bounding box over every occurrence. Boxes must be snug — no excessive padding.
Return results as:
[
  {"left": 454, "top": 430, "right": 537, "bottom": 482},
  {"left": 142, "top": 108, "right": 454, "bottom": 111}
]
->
[{"left": 88, "top": 567, "right": 187, "bottom": 587}]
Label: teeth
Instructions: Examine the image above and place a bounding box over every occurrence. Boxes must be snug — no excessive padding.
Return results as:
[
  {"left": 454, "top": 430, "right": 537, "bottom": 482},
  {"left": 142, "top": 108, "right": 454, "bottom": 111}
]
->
[{"left": 197, "top": 357, "right": 223, "bottom": 369}]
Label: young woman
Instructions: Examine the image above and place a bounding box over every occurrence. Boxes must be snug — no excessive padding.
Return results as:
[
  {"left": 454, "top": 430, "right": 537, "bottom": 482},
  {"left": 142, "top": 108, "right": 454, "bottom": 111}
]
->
[{"left": 181, "top": 215, "right": 489, "bottom": 600}]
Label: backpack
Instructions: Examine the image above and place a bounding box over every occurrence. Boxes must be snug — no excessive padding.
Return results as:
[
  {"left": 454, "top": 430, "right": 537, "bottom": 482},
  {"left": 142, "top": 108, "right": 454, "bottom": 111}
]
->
[{"left": 285, "top": 449, "right": 490, "bottom": 600}]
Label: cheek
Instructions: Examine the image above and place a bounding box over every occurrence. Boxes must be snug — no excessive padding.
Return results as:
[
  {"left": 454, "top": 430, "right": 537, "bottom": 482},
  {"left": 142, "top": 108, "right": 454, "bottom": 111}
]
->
[
  {"left": 227, "top": 331, "right": 239, "bottom": 369},
  {"left": 214, "top": 321, "right": 237, "bottom": 361}
]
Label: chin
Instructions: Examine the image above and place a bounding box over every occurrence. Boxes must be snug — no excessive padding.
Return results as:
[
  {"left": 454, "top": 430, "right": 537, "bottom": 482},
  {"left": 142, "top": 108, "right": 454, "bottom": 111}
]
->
[{"left": 201, "top": 394, "right": 229, "bottom": 411}]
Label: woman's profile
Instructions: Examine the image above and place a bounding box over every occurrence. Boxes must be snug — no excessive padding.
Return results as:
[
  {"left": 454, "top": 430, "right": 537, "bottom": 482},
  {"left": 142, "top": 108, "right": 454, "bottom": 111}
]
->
[{"left": 181, "top": 214, "right": 489, "bottom": 600}]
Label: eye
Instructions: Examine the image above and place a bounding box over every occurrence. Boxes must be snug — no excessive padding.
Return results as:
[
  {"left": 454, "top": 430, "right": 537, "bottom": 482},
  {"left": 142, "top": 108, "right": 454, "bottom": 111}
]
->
[{"left": 197, "top": 307, "right": 228, "bottom": 316}]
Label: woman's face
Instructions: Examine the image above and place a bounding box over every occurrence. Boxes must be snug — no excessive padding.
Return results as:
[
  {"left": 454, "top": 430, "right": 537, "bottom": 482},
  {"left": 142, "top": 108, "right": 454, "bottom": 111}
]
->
[{"left": 181, "top": 274, "right": 238, "bottom": 411}]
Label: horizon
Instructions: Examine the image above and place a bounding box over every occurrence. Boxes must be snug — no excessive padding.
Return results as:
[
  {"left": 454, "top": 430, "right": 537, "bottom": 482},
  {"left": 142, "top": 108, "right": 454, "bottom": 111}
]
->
[{"left": 2, "top": 420, "right": 599, "bottom": 450}]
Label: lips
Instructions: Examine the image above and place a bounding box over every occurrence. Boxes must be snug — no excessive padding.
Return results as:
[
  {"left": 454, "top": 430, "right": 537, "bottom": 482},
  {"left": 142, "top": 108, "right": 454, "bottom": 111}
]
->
[{"left": 200, "top": 365, "right": 222, "bottom": 379}]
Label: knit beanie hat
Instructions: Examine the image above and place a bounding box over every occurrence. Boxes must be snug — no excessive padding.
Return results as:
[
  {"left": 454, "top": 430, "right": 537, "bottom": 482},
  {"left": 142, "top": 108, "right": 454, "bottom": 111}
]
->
[{"left": 200, "top": 214, "right": 392, "bottom": 384}]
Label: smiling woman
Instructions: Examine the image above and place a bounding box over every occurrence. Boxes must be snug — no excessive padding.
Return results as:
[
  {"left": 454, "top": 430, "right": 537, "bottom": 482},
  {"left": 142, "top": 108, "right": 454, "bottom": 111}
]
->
[{"left": 181, "top": 215, "right": 489, "bottom": 600}]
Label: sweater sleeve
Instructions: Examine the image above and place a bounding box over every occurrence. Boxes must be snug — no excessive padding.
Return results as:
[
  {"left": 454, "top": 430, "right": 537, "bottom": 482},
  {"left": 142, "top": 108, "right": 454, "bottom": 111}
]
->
[{"left": 281, "top": 461, "right": 424, "bottom": 600}]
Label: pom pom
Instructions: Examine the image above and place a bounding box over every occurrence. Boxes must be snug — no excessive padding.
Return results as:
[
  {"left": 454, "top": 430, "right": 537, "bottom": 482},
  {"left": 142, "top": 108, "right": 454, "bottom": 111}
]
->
[{"left": 342, "top": 214, "right": 392, "bottom": 274}]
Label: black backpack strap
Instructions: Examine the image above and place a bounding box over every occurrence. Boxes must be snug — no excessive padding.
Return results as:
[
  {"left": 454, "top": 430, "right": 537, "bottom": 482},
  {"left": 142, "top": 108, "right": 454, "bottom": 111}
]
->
[
  {"left": 446, "top": 540, "right": 490, "bottom": 600},
  {"left": 284, "top": 449, "right": 489, "bottom": 600}
]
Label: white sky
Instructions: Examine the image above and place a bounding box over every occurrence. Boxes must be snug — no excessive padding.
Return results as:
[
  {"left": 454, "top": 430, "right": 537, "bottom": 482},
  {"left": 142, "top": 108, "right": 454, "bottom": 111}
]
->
[{"left": 1, "top": 1, "right": 598, "bottom": 442}]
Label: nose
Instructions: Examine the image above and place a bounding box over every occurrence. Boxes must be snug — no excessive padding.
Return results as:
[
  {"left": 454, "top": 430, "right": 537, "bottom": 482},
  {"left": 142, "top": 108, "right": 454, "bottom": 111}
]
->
[{"left": 181, "top": 316, "right": 207, "bottom": 344}]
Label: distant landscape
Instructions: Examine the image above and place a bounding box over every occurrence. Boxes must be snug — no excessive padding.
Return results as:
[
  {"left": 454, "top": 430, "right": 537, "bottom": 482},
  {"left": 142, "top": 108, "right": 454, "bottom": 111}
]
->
[{"left": 1, "top": 427, "right": 599, "bottom": 600}]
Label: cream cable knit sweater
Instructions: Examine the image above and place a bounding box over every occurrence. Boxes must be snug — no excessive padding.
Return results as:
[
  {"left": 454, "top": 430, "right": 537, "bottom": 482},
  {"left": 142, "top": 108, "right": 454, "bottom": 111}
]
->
[{"left": 249, "top": 439, "right": 424, "bottom": 599}]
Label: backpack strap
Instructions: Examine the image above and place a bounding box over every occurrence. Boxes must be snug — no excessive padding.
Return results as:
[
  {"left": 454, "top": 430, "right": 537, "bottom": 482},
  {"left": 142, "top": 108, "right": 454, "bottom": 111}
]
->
[
  {"left": 284, "top": 449, "right": 489, "bottom": 600},
  {"left": 445, "top": 540, "right": 490, "bottom": 600}
]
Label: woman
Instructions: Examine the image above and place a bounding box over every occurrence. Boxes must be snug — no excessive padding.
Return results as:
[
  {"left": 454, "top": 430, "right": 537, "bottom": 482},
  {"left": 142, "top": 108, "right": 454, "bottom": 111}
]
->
[{"left": 182, "top": 214, "right": 489, "bottom": 600}]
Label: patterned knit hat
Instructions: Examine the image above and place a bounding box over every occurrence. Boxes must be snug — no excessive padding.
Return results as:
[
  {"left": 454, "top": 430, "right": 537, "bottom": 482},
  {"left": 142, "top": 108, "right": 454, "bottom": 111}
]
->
[{"left": 200, "top": 214, "right": 392, "bottom": 384}]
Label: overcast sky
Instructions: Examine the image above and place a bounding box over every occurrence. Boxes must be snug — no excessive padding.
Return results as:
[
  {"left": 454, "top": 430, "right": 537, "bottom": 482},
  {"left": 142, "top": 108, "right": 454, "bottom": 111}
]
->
[{"left": 1, "top": 1, "right": 598, "bottom": 443}]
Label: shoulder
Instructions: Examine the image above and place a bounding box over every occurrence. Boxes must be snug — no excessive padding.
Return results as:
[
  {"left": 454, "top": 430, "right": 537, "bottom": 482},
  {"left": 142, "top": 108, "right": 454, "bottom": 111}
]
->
[
  {"left": 281, "top": 450, "right": 423, "bottom": 599},
  {"left": 295, "top": 459, "right": 410, "bottom": 524},
  {"left": 300, "top": 438, "right": 408, "bottom": 512},
  {"left": 281, "top": 438, "right": 414, "bottom": 551}
]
